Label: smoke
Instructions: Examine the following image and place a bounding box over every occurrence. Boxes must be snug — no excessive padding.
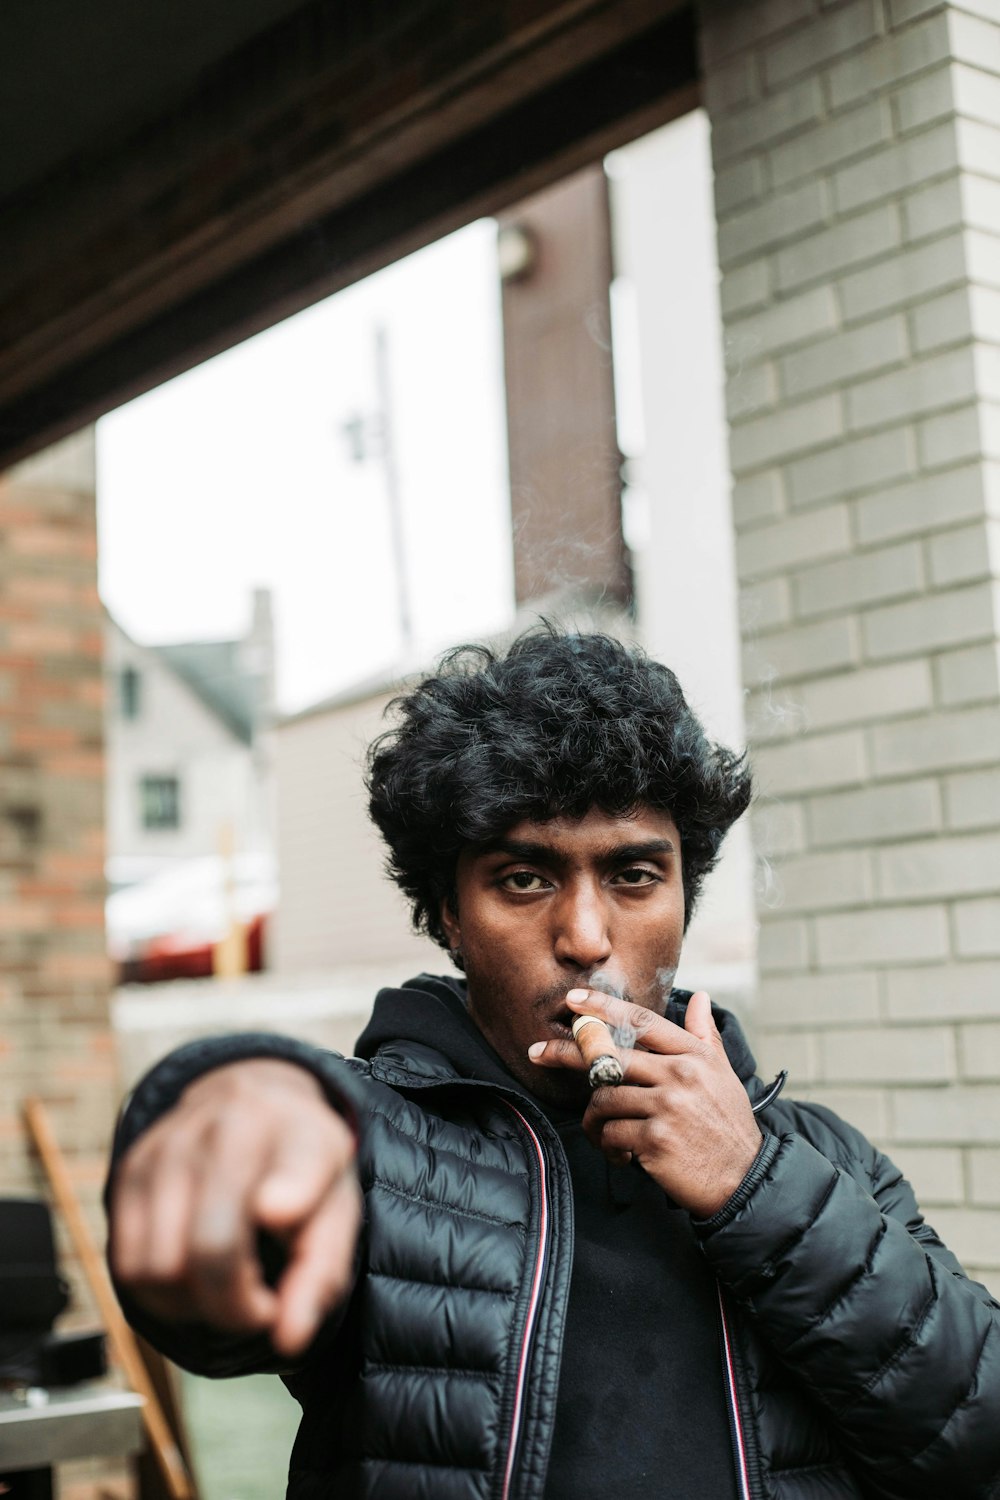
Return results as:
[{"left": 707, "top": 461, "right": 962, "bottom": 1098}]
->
[
  {"left": 509, "top": 492, "right": 631, "bottom": 617},
  {"left": 722, "top": 330, "right": 765, "bottom": 422},
  {"left": 656, "top": 965, "right": 677, "bottom": 1006},
  {"left": 744, "top": 663, "right": 809, "bottom": 742},
  {"left": 588, "top": 965, "right": 625, "bottom": 999},
  {"left": 583, "top": 300, "right": 614, "bottom": 355},
  {"left": 749, "top": 796, "right": 787, "bottom": 911},
  {"left": 737, "top": 666, "right": 802, "bottom": 914},
  {"left": 588, "top": 964, "right": 638, "bottom": 1050}
]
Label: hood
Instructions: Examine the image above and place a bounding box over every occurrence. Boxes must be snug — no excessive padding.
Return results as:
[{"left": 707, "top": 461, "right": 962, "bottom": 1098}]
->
[
  {"left": 355, "top": 972, "right": 519, "bottom": 1091},
  {"left": 355, "top": 972, "right": 759, "bottom": 1095}
]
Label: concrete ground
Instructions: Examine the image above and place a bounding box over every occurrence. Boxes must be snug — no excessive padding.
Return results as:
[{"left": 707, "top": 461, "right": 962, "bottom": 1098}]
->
[{"left": 182, "top": 1371, "right": 300, "bottom": 1500}]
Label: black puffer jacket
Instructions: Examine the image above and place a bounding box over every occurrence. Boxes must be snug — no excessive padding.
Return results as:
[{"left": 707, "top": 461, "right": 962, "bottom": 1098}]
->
[{"left": 109, "top": 980, "right": 1000, "bottom": 1500}]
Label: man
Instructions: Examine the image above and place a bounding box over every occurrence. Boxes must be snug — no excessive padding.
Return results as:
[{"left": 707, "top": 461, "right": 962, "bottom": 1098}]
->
[{"left": 108, "top": 628, "right": 1000, "bottom": 1499}]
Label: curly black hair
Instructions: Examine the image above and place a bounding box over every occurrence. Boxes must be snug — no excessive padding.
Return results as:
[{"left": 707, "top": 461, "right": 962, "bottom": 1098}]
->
[{"left": 366, "top": 625, "right": 752, "bottom": 951}]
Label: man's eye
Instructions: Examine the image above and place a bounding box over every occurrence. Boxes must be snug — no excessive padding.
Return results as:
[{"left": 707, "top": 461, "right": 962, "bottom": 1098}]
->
[
  {"left": 502, "top": 870, "right": 548, "bottom": 892},
  {"left": 614, "top": 867, "right": 659, "bottom": 885}
]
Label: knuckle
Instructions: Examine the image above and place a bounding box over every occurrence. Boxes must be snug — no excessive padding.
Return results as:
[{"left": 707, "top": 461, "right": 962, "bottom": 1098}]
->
[
  {"left": 188, "top": 1259, "right": 249, "bottom": 1323},
  {"left": 108, "top": 1238, "right": 140, "bottom": 1284},
  {"left": 153, "top": 1132, "right": 200, "bottom": 1177},
  {"left": 322, "top": 1110, "right": 356, "bottom": 1153},
  {"left": 190, "top": 1246, "right": 235, "bottom": 1290},
  {"left": 290, "top": 1106, "right": 347, "bottom": 1166},
  {"left": 326, "top": 1259, "right": 355, "bottom": 1307},
  {"left": 189, "top": 1218, "right": 242, "bottom": 1277},
  {"left": 117, "top": 1139, "right": 159, "bottom": 1193},
  {"left": 338, "top": 1171, "right": 363, "bottom": 1223},
  {"left": 143, "top": 1250, "right": 189, "bottom": 1287}
]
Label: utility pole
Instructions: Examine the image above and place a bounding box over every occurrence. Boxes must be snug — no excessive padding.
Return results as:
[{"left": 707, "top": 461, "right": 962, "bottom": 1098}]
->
[{"left": 341, "top": 324, "right": 413, "bottom": 654}]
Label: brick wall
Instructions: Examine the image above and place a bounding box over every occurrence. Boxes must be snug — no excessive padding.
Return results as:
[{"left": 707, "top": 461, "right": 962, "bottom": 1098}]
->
[
  {"left": 700, "top": 0, "right": 1000, "bottom": 1285},
  {"left": 0, "top": 427, "right": 115, "bottom": 1317}
]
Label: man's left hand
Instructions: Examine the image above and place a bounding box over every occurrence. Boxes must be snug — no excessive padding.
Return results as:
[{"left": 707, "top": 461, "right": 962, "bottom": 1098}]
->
[{"left": 529, "top": 989, "right": 761, "bottom": 1218}]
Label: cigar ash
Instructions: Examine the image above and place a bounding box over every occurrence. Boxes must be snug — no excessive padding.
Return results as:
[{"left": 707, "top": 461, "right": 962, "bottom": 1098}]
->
[
  {"left": 571, "top": 1014, "right": 625, "bottom": 1089},
  {"left": 587, "top": 1052, "right": 625, "bottom": 1088}
]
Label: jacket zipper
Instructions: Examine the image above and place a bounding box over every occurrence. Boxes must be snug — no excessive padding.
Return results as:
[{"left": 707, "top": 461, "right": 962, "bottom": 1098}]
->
[
  {"left": 501, "top": 1101, "right": 551, "bottom": 1500},
  {"left": 717, "top": 1282, "right": 754, "bottom": 1500}
]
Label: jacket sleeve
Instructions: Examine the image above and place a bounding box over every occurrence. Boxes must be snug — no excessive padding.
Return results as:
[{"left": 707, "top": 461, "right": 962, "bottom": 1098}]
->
[
  {"left": 696, "top": 1108, "right": 1000, "bottom": 1499},
  {"left": 105, "top": 1032, "right": 368, "bottom": 1379}
]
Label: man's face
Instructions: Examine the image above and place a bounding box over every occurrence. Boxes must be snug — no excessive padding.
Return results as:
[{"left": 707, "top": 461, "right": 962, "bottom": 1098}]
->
[{"left": 441, "top": 806, "right": 685, "bottom": 1107}]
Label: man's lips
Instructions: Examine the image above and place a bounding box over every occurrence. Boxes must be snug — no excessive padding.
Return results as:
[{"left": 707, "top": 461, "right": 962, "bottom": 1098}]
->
[
  {"left": 533, "top": 997, "right": 577, "bottom": 1039},
  {"left": 535, "top": 981, "right": 634, "bottom": 1041},
  {"left": 533, "top": 983, "right": 586, "bottom": 1034}
]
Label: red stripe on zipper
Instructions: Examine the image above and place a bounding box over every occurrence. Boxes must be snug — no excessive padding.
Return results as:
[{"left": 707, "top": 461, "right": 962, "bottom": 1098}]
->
[
  {"left": 717, "top": 1282, "right": 752, "bottom": 1500},
  {"left": 502, "top": 1103, "right": 550, "bottom": 1500}
]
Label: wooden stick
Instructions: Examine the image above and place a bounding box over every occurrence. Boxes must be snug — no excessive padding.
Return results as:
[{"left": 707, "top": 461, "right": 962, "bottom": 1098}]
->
[{"left": 22, "top": 1096, "right": 196, "bottom": 1500}]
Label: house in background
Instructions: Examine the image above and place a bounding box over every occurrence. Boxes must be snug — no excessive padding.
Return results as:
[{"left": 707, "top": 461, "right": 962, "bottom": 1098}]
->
[{"left": 103, "top": 589, "right": 276, "bottom": 976}]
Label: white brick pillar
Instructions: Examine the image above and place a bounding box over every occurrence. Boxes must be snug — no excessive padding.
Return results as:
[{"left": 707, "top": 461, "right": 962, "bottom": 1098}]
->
[{"left": 699, "top": 0, "right": 1000, "bottom": 1284}]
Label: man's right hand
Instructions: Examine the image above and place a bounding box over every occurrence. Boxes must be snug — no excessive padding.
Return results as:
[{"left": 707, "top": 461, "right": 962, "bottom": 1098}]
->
[{"left": 109, "top": 1058, "right": 361, "bottom": 1359}]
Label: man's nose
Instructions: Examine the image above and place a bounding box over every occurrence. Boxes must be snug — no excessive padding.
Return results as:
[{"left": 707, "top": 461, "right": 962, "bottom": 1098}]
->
[{"left": 553, "top": 885, "right": 613, "bottom": 969}]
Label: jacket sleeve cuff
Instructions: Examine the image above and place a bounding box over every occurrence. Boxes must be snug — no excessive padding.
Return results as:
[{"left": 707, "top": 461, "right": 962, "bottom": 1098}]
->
[
  {"left": 108, "top": 1031, "right": 366, "bottom": 1172},
  {"left": 692, "top": 1130, "right": 781, "bottom": 1236}
]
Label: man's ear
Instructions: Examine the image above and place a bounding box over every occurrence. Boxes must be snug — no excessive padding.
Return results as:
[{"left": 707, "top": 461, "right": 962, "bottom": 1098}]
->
[{"left": 440, "top": 896, "right": 460, "bottom": 951}]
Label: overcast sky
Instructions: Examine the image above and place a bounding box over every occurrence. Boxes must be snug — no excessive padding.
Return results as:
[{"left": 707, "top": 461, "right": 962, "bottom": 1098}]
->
[{"left": 96, "top": 220, "right": 514, "bottom": 714}]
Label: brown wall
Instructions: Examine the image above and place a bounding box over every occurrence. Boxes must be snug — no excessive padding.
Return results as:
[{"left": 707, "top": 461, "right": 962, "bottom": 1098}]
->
[{"left": 500, "top": 164, "right": 629, "bottom": 607}]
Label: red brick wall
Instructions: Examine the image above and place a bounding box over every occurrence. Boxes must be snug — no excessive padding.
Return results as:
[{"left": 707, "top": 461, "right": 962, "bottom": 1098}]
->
[{"left": 0, "top": 427, "right": 114, "bottom": 1319}]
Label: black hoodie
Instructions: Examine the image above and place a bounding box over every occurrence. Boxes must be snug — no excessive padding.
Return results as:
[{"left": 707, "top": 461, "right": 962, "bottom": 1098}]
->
[{"left": 357, "top": 974, "right": 741, "bottom": 1500}]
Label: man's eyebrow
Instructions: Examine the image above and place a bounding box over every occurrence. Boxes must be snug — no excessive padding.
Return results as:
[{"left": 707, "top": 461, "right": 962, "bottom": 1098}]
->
[
  {"left": 476, "top": 836, "right": 675, "bottom": 863},
  {"left": 608, "top": 839, "right": 675, "bottom": 861},
  {"left": 478, "top": 838, "right": 561, "bottom": 863}
]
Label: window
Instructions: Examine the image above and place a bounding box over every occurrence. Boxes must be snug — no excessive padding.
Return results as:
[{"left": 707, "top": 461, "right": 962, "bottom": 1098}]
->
[
  {"left": 120, "top": 665, "right": 141, "bottom": 720},
  {"left": 140, "top": 775, "right": 180, "bottom": 830}
]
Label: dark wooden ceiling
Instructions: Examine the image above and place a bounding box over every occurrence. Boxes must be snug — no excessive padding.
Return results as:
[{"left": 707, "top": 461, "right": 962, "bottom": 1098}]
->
[{"left": 0, "top": 0, "right": 697, "bottom": 469}]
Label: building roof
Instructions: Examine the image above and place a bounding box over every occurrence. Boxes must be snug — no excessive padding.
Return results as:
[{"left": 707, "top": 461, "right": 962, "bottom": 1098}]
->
[
  {"left": 277, "top": 665, "right": 410, "bottom": 728},
  {"left": 153, "top": 640, "right": 256, "bottom": 743},
  {"left": 106, "top": 609, "right": 260, "bottom": 744}
]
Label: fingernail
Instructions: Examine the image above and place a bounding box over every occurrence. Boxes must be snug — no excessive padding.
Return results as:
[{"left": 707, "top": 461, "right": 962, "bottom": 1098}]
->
[
  {"left": 566, "top": 988, "right": 590, "bottom": 1002},
  {"left": 527, "top": 1042, "right": 545, "bottom": 1059}
]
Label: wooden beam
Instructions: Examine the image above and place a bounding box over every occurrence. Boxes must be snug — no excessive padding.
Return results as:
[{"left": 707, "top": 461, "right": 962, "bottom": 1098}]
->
[{"left": 0, "top": 1, "right": 696, "bottom": 469}]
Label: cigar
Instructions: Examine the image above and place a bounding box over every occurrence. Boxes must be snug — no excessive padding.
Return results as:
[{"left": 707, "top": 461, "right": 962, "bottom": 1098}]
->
[{"left": 571, "top": 1015, "right": 624, "bottom": 1089}]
